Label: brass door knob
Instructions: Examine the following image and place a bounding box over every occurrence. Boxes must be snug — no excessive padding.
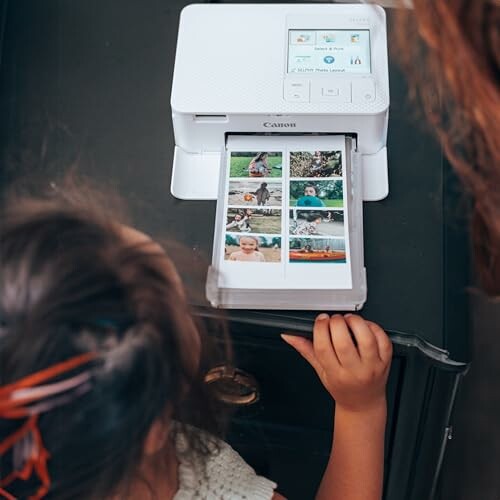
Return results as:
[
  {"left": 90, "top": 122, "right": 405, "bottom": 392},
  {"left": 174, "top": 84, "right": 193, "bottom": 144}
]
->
[{"left": 204, "top": 365, "right": 260, "bottom": 406}]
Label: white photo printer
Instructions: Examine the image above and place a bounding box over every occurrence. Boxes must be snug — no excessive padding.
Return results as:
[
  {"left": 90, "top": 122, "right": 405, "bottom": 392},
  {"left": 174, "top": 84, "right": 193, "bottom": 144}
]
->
[
  {"left": 170, "top": 3, "right": 389, "bottom": 203},
  {"left": 170, "top": 3, "right": 390, "bottom": 311}
]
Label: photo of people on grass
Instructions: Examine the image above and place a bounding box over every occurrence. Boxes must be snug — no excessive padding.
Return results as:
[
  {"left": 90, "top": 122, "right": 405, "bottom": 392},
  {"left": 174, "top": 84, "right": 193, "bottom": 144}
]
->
[
  {"left": 289, "top": 180, "right": 343, "bottom": 208},
  {"left": 290, "top": 150, "right": 342, "bottom": 178},
  {"left": 289, "top": 237, "right": 346, "bottom": 263},
  {"left": 226, "top": 208, "right": 281, "bottom": 234},
  {"left": 225, "top": 234, "right": 281, "bottom": 262},
  {"left": 230, "top": 151, "right": 282, "bottom": 178},
  {"left": 228, "top": 180, "right": 282, "bottom": 206},
  {"left": 289, "top": 210, "right": 344, "bottom": 237}
]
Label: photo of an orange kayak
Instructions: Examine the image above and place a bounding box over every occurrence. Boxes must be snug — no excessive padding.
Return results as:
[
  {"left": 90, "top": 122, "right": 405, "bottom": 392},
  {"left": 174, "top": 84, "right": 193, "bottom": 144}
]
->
[{"left": 289, "top": 251, "right": 346, "bottom": 261}]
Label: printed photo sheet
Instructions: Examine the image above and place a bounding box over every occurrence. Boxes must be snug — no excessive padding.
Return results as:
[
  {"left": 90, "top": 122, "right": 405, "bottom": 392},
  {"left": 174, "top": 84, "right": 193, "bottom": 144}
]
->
[{"left": 216, "top": 135, "right": 353, "bottom": 290}]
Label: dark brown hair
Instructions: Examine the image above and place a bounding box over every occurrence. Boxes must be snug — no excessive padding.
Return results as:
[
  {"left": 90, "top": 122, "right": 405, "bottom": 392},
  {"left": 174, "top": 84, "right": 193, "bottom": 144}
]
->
[
  {"left": 0, "top": 180, "right": 229, "bottom": 499},
  {"left": 392, "top": 0, "right": 500, "bottom": 295}
]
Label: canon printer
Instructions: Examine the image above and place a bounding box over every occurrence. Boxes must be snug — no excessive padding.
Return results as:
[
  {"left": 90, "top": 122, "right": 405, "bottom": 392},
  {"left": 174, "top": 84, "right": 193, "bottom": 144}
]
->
[{"left": 170, "top": 3, "right": 389, "bottom": 203}]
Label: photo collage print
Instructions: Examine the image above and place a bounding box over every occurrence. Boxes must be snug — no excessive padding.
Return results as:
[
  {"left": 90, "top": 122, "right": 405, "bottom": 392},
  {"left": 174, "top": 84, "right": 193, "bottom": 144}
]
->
[{"left": 225, "top": 149, "right": 347, "bottom": 264}]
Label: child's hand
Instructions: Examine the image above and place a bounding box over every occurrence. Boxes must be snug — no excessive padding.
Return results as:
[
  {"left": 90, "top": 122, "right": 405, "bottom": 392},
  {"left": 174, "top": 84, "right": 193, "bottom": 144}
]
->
[{"left": 282, "top": 314, "right": 392, "bottom": 413}]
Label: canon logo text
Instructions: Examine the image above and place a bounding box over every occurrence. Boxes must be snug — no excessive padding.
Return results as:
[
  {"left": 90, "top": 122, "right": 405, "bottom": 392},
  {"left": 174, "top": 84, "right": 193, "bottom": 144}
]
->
[{"left": 263, "top": 122, "right": 297, "bottom": 128}]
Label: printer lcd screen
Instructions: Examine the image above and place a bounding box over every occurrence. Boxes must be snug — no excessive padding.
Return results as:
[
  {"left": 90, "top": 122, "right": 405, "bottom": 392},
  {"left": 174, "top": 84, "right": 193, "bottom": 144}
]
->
[{"left": 288, "top": 29, "right": 371, "bottom": 74}]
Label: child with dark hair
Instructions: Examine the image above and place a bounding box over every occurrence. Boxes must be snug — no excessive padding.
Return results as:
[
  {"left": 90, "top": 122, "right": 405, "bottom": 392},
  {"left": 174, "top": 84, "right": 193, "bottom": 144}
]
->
[
  {"left": 0, "top": 183, "right": 391, "bottom": 500},
  {"left": 226, "top": 213, "right": 251, "bottom": 232},
  {"left": 253, "top": 182, "right": 270, "bottom": 206},
  {"left": 296, "top": 184, "right": 326, "bottom": 207}
]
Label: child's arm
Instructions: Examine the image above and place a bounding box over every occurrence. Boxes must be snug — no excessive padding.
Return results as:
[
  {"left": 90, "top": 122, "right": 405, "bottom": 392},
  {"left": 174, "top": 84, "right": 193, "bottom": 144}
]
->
[{"left": 282, "top": 314, "right": 392, "bottom": 500}]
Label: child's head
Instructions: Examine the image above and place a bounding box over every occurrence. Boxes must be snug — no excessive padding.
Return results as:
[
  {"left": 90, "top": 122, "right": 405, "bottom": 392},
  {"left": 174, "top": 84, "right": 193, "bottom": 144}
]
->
[
  {"left": 0, "top": 187, "right": 226, "bottom": 499},
  {"left": 239, "top": 236, "right": 259, "bottom": 253},
  {"left": 304, "top": 184, "right": 317, "bottom": 196},
  {"left": 234, "top": 214, "right": 242, "bottom": 221},
  {"left": 260, "top": 182, "right": 267, "bottom": 189},
  {"left": 254, "top": 152, "right": 268, "bottom": 162},
  {"left": 306, "top": 213, "right": 322, "bottom": 224}
]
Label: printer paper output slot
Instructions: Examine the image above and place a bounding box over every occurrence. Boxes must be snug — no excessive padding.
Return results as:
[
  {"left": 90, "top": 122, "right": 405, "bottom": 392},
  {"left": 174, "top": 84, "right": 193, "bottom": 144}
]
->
[{"left": 224, "top": 132, "right": 359, "bottom": 140}]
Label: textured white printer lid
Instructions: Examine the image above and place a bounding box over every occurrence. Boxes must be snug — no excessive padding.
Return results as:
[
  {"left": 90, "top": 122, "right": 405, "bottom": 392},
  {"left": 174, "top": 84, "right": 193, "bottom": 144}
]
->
[{"left": 171, "top": 4, "right": 389, "bottom": 116}]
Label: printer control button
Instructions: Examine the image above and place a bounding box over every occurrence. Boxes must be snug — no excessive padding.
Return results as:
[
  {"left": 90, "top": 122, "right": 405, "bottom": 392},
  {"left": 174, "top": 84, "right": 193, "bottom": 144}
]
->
[
  {"left": 284, "top": 80, "right": 310, "bottom": 102},
  {"left": 311, "top": 81, "right": 351, "bottom": 103},
  {"left": 322, "top": 87, "right": 340, "bottom": 97},
  {"left": 352, "top": 78, "right": 376, "bottom": 103}
]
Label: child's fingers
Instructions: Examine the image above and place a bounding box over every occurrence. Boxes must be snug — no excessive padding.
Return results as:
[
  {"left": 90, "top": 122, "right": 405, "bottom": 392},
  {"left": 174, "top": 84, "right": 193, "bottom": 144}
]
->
[
  {"left": 281, "top": 334, "right": 323, "bottom": 376},
  {"left": 366, "top": 321, "right": 393, "bottom": 365},
  {"left": 313, "top": 314, "right": 341, "bottom": 367},
  {"left": 344, "top": 314, "right": 381, "bottom": 363},
  {"left": 329, "top": 315, "right": 360, "bottom": 368}
]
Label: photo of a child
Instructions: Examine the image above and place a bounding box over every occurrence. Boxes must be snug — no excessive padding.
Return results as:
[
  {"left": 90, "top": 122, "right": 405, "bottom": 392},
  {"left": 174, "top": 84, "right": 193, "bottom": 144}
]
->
[
  {"left": 290, "top": 180, "right": 343, "bottom": 208},
  {"left": 289, "top": 210, "right": 344, "bottom": 237},
  {"left": 249, "top": 153, "right": 270, "bottom": 177},
  {"left": 226, "top": 208, "right": 281, "bottom": 234},
  {"left": 290, "top": 150, "right": 342, "bottom": 178},
  {"left": 227, "top": 180, "right": 282, "bottom": 206},
  {"left": 290, "top": 212, "right": 323, "bottom": 235},
  {"left": 289, "top": 237, "right": 346, "bottom": 263},
  {"left": 230, "top": 152, "right": 282, "bottom": 178},
  {"left": 225, "top": 234, "right": 281, "bottom": 263},
  {"left": 225, "top": 211, "right": 252, "bottom": 233}
]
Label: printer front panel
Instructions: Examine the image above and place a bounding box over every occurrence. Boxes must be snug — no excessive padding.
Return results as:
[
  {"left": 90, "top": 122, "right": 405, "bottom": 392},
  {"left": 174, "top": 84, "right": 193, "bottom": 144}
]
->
[{"left": 172, "top": 111, "right": 388, "bottom": 156}]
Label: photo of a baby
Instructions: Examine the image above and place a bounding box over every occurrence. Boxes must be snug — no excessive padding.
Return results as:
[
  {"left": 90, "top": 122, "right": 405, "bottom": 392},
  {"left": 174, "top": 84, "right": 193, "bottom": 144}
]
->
[
  {"left": 226, "top": 208, "right": 281, "bottom": 234},
  {"left": 289, "top": 237, "right": 346, "bottom": 263},
  {"left": 227, "top": 180, "right": 282, "bottom": 206},
  {"left": 230, "top": 152, "right": 282, "bottom": 178},
  {"left": 289, "top": 210, "right": 344, "bottom": 237},
  {"left": 290, "top": 150, "right": 342, "bottom": 178},
  {"left": 290, "top": 180, "right": 343, "bottom": 208},
  {"left": 225, "top": 234, "right": 281, "bottom": 263}
]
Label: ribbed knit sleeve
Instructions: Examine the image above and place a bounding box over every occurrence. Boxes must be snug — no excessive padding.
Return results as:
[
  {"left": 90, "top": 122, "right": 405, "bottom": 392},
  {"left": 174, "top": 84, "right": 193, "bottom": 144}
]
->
[{"left": 173, "top": 435, "right": 277, "bottom": 500}]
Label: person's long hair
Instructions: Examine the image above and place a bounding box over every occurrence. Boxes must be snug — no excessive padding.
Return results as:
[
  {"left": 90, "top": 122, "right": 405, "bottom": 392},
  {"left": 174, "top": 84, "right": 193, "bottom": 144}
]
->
[
  {"left": 0, "top": 179, "right": 230, "bottom": 499},
  {"left": 393, "top": 0, "right": 500, "bottom": 295},
  {"left": 252, "top": 152, "right": 268, "bottom": 162}
]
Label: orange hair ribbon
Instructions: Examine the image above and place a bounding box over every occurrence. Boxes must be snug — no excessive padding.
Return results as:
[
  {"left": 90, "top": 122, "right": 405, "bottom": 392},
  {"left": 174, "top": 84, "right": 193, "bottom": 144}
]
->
[{"left": 0, "top": 352, "right": 97, "bottom": 500}]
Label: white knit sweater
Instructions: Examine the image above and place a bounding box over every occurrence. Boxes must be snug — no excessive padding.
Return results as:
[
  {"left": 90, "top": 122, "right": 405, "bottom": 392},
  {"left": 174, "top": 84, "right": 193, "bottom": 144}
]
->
[{"left": 173, "top": 434, "right": 277, "bottom": 500}]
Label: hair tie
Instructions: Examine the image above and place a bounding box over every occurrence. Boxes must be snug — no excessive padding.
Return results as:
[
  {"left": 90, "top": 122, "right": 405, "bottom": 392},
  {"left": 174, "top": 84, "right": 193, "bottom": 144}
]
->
[{"left": 0, "top": 352, "right": 97, "bottom": 500}]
